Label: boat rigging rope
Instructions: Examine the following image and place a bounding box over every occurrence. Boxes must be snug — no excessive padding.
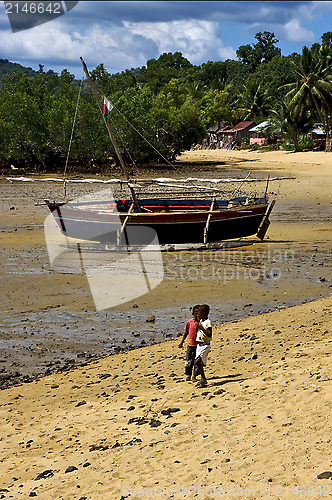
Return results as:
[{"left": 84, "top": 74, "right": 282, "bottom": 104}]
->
[
  {"left": 63, "top": 72, "right": 84, "bottom": 199},
  {"left": 109, "top": 101, "right": 176, "bottom": 170},
  {"left": 4, "top": 177, "right": 43, "bottom": 206},
  {"left": 108, "top": 113, "right": 139, "bottom": 174}
]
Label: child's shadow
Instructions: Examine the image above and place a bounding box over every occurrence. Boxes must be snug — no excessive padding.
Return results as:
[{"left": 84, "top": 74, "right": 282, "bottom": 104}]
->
[{"left": 209, "top": 374, "right": 246, "bottom": 386}]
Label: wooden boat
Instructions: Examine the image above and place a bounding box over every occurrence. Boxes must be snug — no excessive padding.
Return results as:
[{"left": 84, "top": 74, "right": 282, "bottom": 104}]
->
[
  {"left": 47, "top": 195, "right": 269, "bottom": 245},
  {"left": 46, "top": 58, "right": 274, "bottom": 247}
]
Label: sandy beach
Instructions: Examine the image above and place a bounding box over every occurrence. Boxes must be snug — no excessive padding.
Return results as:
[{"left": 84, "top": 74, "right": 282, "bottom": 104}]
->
[
  {"left": 0, "top": 296, "right": 331, "bottom": 499},
  {"left": 0, "top": 149, "right": 331, "bottom": 498}
]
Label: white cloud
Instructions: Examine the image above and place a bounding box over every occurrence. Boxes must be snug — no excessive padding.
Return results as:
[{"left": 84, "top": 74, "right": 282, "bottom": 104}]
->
[
  {"left": 281, "top": 19, "right": 315, "bottom": 43},
  {"left": 0, "top": 17, "right": 236, "bottom": 75},
  {"left": 123, "top": 19, "right": 236, "bottom": 63},
  {"left": 0, "top": 20, "right": 158, "bottom": 73}
]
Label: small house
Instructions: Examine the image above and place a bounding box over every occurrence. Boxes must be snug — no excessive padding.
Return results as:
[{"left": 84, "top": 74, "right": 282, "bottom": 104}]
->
[
  {"left": 219, "top": 121, "right": 255, "bottom": 148},
  {"left": 249, "top": 121, "right": 269, "bottom": 145},
  {"left": 206, "top": 121, "right": 231, "bottom": 148}
]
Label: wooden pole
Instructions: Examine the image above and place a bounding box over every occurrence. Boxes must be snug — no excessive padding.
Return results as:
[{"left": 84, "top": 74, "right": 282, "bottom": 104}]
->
[
  {"left": 117, "top": 202, "right": 134, "bottom": 245},
  {"left": 256, "top": 199, "right": 276, "bottom": 240},
  {"left": 80, "top": 57, "right": 140, "bottom": 211},
  {"left": 203, "top": 198, "right": 216, "bottom": 244}
]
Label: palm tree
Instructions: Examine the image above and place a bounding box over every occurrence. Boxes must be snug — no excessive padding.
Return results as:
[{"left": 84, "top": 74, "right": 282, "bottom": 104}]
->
[
  {"left": 236, "top": 80, "right": 272, "bottom": 121},
  {"left": 268, "top": 97, "right": 314, "bottom": 152},
  {"left": 284, "top": 45, "right": 332, "bottom": 151}
]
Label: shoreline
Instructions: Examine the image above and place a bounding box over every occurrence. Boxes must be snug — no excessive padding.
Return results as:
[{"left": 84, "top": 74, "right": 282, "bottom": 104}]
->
[
  {"left": 0, "top": 293, "right": 327, "bottom": 390},
  {"left": 1, "top": 148, "right": 331, "bottom": 384},
  {"left": 0, "top": 295, "right": 331, "bottom": 498}
]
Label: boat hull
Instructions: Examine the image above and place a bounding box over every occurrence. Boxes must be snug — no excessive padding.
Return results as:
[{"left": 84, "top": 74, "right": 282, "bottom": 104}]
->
[{"left": 49, "top": 201, "right": 269, "bottom": 245}]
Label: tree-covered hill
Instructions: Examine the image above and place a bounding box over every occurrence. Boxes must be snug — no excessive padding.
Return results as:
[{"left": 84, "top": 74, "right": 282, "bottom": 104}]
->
[
  {"left": 0, "top": 59, "right": 37, "bottom": 81},
  {"left": 0, "top": 31, "right": 331, "bottom": 171}
]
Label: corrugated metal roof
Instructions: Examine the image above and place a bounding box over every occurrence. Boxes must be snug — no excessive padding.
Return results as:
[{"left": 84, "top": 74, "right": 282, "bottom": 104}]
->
[
  {"left": 226, "top": 121, "right": 255, "bottom": 133},
  {"left": 249, "top": 121, "right": 269, "bottom": 132}
]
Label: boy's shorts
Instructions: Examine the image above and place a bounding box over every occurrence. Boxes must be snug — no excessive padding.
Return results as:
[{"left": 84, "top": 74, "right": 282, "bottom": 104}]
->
[{"left": 195, "top": 343, "right": 211, "bottom": 366}]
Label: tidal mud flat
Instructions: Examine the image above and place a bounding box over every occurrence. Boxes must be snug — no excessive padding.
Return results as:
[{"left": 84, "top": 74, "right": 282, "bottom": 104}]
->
[{"left": 1, "top": 150, "right": 331, "bottom": 386}]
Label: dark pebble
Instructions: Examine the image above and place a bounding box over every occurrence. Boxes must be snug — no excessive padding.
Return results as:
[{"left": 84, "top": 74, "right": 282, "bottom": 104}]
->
[
  {"left": 127, "top": 406, "right": 135, "bottom": 411},
  {"left": 317, "top": 471, "right": 332, "bottom": 479},
  {"left": 149, "top": 418, "right": 162, "bottom": 427},
  {"left": 29, "top": 492, "right": 37, "bottom": 497},
  {"left": 161, "top": 407, "right": 180, "bottom": 415},
  {"left": 65, "top": 466, "right": 78, "bottom": 473},
  {"left": 146, "top": 315, "right": 155, "bottom": 322},
  {"left": 82, "top": 462, "right": 91, "bottom": 468},
  {"left": 75, "top": 401, "right": 87, "bottom": 407},
  {"left": 35, "top": 470, "right": 54, "bottom": 480}
]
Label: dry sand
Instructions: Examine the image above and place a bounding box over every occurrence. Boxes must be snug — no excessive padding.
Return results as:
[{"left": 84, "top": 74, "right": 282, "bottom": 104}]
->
[
  {"left": 0, "top": 297, "right": 331, "bottom": 499},
  {"left": 0, "top": 149, "right": 331, "bottom": 498}
]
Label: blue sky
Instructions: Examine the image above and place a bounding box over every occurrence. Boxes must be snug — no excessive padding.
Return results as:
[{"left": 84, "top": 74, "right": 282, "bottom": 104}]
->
[{"left": 1, "top": 1, "right": 332, "bottom": 76}]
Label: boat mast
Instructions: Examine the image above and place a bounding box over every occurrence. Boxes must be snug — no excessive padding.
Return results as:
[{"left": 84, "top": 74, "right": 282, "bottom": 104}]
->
[{"left": 80, "top": 57, "right": 140, "bottom": 211}]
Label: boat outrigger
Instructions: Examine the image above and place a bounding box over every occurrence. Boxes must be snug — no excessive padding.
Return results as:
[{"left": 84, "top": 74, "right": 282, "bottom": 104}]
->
[{"left": 46, "top": 58, "right": 275, "bottom": 248}]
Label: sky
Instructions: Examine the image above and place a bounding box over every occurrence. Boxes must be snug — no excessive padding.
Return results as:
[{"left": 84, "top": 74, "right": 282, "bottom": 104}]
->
[{"left": 1, "top": 1, "right": 332, "bottom": 77}]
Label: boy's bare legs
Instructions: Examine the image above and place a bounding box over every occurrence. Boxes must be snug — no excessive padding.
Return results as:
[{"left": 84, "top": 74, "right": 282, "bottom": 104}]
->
[{"left": 194, "top": 357, "right": 207, "bottom": 385}]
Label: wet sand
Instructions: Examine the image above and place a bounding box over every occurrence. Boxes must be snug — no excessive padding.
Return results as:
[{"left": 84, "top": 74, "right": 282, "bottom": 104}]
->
[
  {"left": 0, "top": 150, "right": 331, "bottom": 382},
  {"left": 0, "top": 149, "right": 331, "bottom": 498}
]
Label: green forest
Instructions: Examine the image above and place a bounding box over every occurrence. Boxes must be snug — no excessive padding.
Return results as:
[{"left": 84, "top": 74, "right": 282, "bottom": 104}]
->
[{"left": 1, "top": 31, "right": 332, "bottom": 171}]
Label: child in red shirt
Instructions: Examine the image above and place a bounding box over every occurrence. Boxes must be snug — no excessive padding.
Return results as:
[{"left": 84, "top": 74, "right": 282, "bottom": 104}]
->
[{"left": 179, "top": 305, "right": 200, "bottom": 381}]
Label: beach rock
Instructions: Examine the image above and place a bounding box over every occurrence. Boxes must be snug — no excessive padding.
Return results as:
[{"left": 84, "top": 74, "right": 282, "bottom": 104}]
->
[
  {"left": 29, "top": 492, "right": 37, "bottom": 497},
  {"left": 83, "top": 462, "right": 91, "bottom": 468},
  {"left": 317, "top": 471, "right": 332, "bottom": 479},
  {"left": 161, "top": 407, "right": 180, "bottom": 415},
  {"left": 126, "top": 437, "right": 142, "bottom": 446},
  {"left": 35, "top": 470, "right": 54, "bottom": 480},
  {"left": 274, "top": 330, "right": 281, "bottom": 335},
  {"left": 127, "top": 406, "right": 135, "bottom": 411},
  {"left": 252, "top": 353, "right": 258, "bottom": 360},
  {"left": 65, "top": 466, "right": 78, "bottom": 473},
  {"left": 149, "top": 418, "right": 162, "bottom": 427},
  {"left": 75, "top": 400, "right": 87, "bottom": 407},
  {"left": 146, "top": 315, "right": 155, "bottom": 322}
]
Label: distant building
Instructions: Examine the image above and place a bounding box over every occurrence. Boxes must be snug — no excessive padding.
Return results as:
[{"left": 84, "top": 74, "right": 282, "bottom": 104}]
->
[
  {"left": 206, "top": 121, "right": 231, "bottom": 148},
  {"left": 219, "top": 121, "right": 255, "bottom": 148},
  {"left": 310, "top": 123, "right": 326, "bottom": 149},
  {"left": 249, "top": 121, "right": 269, "bottom": 145}
]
